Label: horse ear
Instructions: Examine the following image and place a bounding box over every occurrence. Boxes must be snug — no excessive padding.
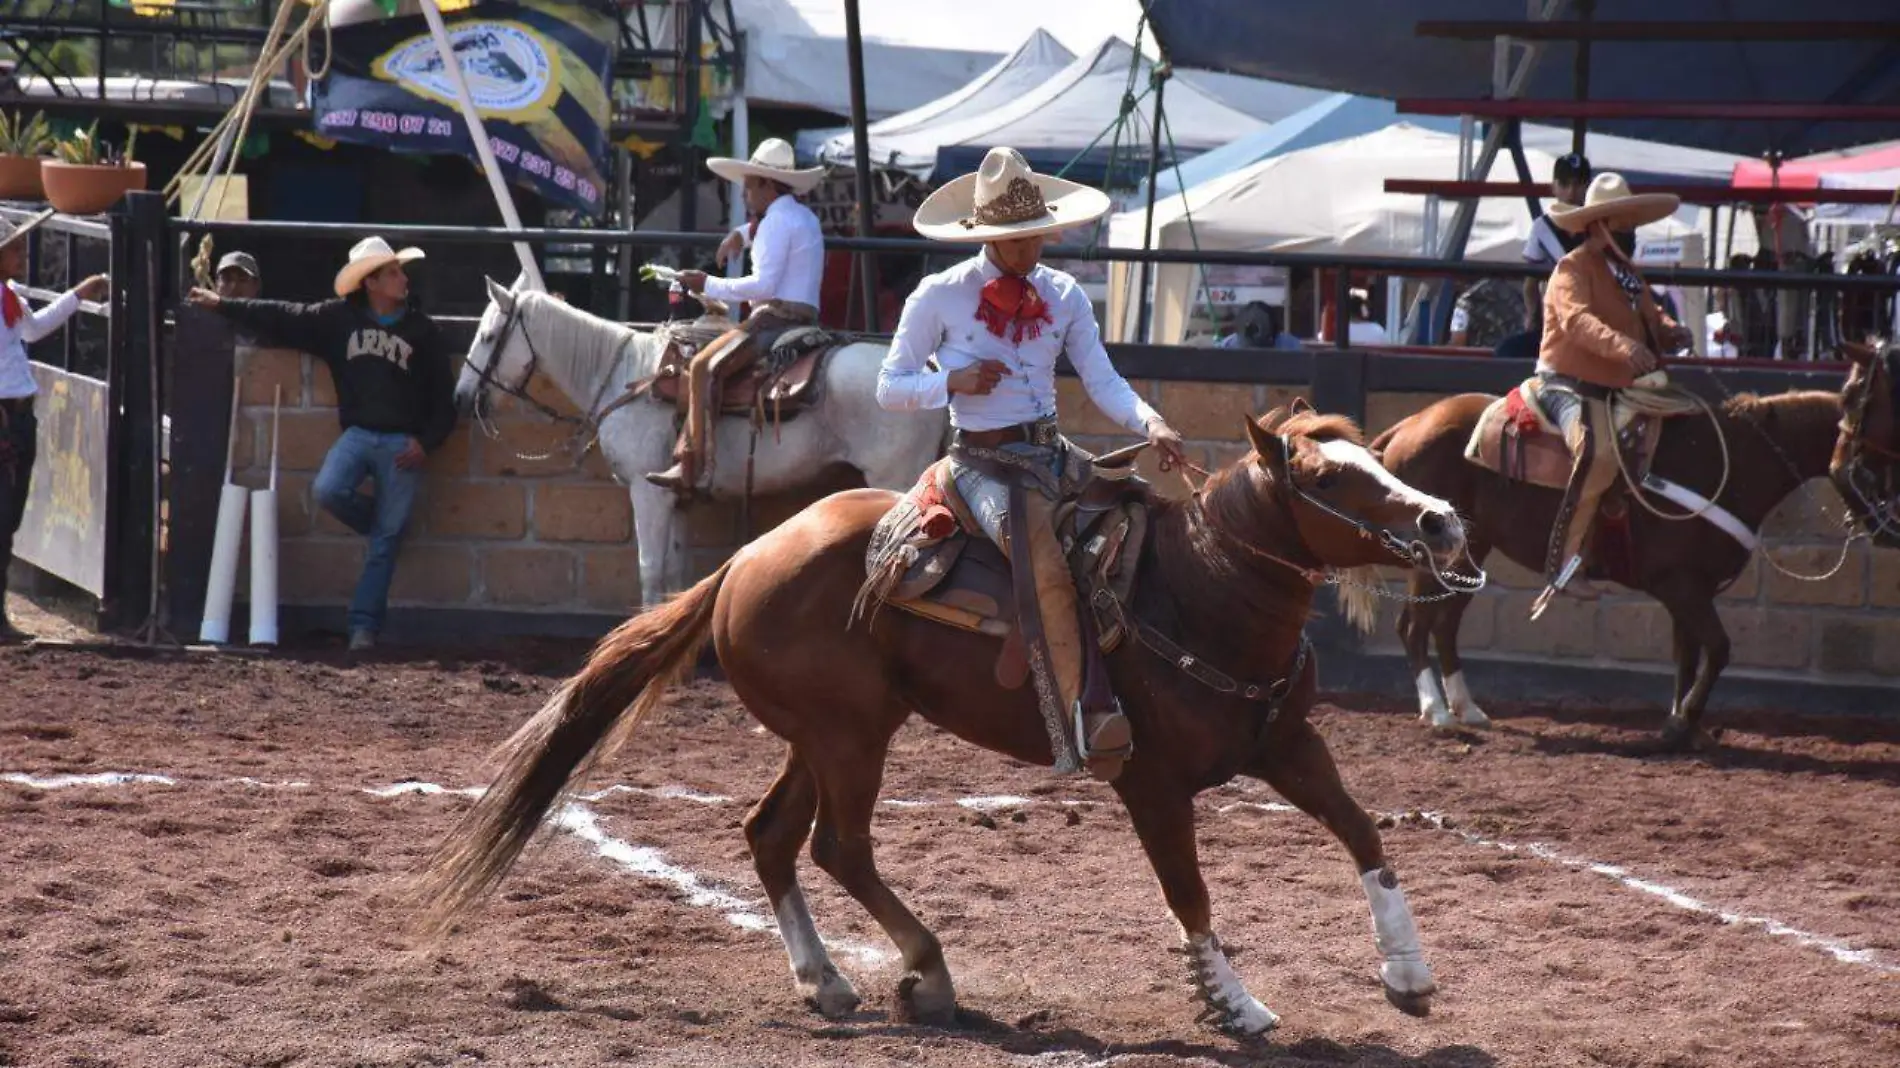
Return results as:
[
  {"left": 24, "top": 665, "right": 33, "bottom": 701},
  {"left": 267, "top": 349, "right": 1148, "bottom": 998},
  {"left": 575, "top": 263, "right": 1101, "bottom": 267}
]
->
[
  {"left": 1289, "top": 395, "right": 1315, "bottom": 415},
  {"left": 1244, "top": 416, "right": 1290, "bottom": 480},
  {"left": 1842, "top": 339, "right": 1877, "bottom": 366},
  {"left": 485, "top": 275, "right": 515, "bottom": 313}
]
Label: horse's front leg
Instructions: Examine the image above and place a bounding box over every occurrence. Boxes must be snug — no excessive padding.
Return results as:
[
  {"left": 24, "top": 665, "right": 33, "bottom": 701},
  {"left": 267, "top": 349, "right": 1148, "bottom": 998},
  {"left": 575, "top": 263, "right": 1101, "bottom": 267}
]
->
[
  {"left": 1117, "top": 775, "right": 1279, "bottom": 1036},
  {"left": 1254, "top": 721, "right": 1436, "bottom": 1016},
  {"left": 628, "top": 479, "right": 688, "bottom": 608}
]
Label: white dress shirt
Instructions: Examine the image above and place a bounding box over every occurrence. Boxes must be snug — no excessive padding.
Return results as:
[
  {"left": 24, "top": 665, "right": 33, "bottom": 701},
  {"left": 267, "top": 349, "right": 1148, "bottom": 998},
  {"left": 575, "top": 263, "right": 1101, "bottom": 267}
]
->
[
  {"left": 0, "top": 282, "right": 81, "bottom": 399},
  {"left": 877, "top": 251, "right": 1160, "bottom": 435},
  {"left": 701, "top": 194, "right": 826, "bottom": 310},
  {"left": 1523, "top": 213, "right": 1573, "bottom": 266}
]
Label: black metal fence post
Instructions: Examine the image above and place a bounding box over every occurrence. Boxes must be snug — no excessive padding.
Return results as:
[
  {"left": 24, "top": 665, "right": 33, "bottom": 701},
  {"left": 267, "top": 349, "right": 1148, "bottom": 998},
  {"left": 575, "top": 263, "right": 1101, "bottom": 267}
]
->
[{"left": 102, "top": 191, "right": 167, "bottom": 633}]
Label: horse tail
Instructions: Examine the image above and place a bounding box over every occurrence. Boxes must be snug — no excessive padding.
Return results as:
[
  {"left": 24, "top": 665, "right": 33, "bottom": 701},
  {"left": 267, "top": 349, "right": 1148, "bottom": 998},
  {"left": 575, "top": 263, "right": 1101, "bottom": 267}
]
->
[{"left": 408, "top": 560, "right": 732, "bottom": 938}]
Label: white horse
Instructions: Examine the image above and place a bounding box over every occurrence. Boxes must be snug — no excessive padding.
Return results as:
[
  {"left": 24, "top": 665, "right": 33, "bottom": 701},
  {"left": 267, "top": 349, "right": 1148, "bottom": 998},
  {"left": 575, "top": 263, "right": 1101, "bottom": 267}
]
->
[{"left": 455, "top": 277, "right": 948, "bottom": 606}]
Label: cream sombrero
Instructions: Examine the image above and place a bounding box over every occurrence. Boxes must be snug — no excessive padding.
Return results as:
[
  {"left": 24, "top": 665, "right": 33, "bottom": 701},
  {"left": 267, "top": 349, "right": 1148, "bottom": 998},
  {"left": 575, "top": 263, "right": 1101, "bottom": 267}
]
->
[
  {"left": 0, "top": 209, "right": 57, "bottom": 249},
  {"left": 333, "top": 236, "right": 425, "bottom": 297},
  {"left": 1547, "top": 172, "right": 1680, "bottom": 233},
  {"left": 913, "top": 147, "right": 1111, "bottom": 243},
  {"left": 706, "top": 138, "right": 825, "bottom": 195}
]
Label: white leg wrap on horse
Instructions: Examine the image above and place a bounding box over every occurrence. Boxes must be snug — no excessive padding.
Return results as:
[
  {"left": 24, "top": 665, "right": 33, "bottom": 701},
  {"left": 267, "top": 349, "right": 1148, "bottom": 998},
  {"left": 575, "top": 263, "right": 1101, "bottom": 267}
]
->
[
  {"left": 774, "top": 888, "right": 856, "bottom": 1013},
  {"left": 1443, "top": 670, "right": 1491, "bottom": 728},
  {"left": 1360, "top": 868, "right": 1435, "bottom": 995},
  {"left": 1184, "top": 932, "right": 1279, "bottom": 1035},
  {"left": 1416, "top": 669, "right": 1454, "bottom": 729}
]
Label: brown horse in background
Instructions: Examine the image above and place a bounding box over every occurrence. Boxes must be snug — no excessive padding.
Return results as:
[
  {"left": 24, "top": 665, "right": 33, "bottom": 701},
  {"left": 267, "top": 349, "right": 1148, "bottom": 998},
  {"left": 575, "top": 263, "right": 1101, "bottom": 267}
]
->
[
  {"left": 1370, "top": 346, "right": 1900, "bottom": 751},
  {"left": 411, "top": 407, "right": 1469, "bottom": 1038}
]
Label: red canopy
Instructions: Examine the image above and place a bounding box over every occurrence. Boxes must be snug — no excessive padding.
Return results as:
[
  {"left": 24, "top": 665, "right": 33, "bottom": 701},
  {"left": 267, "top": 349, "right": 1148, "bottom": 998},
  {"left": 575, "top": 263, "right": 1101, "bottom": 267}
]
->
[{"left": 1732, "top": 141, "right": 1900, "bottom": 188}]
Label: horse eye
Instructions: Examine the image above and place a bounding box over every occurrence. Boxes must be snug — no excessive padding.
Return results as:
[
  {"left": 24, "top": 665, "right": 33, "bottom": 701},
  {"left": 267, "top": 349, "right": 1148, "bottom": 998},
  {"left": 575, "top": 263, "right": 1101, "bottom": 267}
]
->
[{"left": 1314, "top": 470, "right": 1338, "bottom": 491}]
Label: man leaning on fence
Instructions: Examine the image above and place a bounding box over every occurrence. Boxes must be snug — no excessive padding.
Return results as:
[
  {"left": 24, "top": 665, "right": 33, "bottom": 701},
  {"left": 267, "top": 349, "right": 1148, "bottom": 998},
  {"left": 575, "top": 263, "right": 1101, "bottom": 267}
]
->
[
  {"left": 0, "top": 211, "right": 108, "bottom": 642},
  {"left": 187, "top": 237, "right": 457, "bottom": 652}
]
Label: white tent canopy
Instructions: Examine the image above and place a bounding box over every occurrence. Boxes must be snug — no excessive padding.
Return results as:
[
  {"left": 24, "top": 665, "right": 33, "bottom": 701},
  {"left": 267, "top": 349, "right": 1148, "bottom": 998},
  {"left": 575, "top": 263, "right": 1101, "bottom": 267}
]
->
[
  {"left": 1107, "top": 124, "right": 1752, "bottom": 345},
  {"left": 803, "top": 30, "right": 1076, "bottom": 171},
  {"left": 833, "top": 36, "right": 1269, "bottom": 184}
]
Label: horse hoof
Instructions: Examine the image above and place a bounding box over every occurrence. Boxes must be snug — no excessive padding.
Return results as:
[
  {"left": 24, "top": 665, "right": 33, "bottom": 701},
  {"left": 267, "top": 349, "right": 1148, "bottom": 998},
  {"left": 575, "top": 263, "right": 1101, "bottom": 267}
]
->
[
  {"left": 1457, "top": 708, "right": 1493, "bottom": 730},
  {"left": 1659, "top": 720, "right": 1719, "bottom": 754},
  {"left": 803, "top": 965, "right": 861, "bottom": 1018},
  {"left": 895, "top": 970, "right": 957, "bottom": 1027},
  {"left": 1384, "top": 984, "right": 1433, "bottom": 1018}
]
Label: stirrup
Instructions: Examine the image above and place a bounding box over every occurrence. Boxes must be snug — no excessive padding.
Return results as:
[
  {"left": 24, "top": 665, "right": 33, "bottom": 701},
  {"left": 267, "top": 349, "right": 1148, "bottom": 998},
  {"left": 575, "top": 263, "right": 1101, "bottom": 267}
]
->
[{"left": 1075, "top": 698, "right": 1133, "bottom": 761}]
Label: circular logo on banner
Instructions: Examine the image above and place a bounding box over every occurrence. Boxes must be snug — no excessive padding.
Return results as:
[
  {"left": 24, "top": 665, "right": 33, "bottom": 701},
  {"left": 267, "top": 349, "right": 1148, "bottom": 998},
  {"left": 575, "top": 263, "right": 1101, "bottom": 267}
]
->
[{"left": 374, "top": 21, "right": 563, "bottom": 119}]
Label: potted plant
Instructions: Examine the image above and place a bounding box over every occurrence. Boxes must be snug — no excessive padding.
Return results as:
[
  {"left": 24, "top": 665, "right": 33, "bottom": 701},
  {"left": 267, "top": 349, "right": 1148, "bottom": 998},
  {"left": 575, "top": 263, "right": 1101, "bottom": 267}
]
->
[
  {"left": 40, "top": 122, "right": 146, "bottom": 215},
  {"left": 0, "top": 109, "right": 54, "bottom": 200}
]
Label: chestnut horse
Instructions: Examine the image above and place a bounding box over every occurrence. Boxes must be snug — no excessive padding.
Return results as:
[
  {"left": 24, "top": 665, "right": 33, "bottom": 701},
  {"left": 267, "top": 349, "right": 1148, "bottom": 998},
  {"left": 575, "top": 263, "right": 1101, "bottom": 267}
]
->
[
  {"left": 1369, "top": 347, "right": 1900, "bottom": 750},
  {"left": 411, "top": 408, "right": 1470, "bottom": 1037}
]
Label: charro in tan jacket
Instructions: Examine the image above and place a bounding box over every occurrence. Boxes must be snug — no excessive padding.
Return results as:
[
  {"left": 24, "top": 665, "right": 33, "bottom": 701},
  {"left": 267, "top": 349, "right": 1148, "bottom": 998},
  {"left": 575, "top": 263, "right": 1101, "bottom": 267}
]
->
[{"left": 1536, "top": 244, "right": 1681, "bottom": 389}]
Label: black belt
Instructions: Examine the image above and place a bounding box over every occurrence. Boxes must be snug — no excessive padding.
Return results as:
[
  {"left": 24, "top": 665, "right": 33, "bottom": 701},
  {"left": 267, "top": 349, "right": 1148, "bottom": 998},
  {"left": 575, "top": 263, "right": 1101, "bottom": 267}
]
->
[{"left": 953, "top": 416, "right": 1059, "bottom": 449}]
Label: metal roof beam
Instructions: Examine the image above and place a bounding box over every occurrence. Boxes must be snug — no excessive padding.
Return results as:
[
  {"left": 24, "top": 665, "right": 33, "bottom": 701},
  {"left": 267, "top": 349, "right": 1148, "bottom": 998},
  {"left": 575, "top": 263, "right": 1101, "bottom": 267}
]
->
[
  {"left": 1398, "top": 99, "right": 1900, "bottom": 121},
  {"left": 1416, "top": 20, "right": 1900, "bottom": 41}
]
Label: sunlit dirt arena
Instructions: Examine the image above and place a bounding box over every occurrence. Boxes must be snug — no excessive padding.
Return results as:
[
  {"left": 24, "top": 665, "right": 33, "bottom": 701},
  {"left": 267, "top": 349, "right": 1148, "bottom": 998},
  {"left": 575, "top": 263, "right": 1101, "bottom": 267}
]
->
[{"left": 2, "top": 643, "right": 1895, "bottom": 1068}]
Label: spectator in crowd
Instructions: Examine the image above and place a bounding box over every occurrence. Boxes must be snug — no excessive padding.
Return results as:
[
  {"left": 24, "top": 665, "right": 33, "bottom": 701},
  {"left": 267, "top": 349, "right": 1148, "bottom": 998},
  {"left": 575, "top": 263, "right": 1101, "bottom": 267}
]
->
[
  {"left": 0, "top": 211, "right": 108, "bottom": 642},
  {"left": 1216, "top": 301, "right": 1302, "bottom": 350},
  {"left": 1346, "top": 288, "right": 1388, "bottom": 345},
  {"left": 215, "top": 251, "right": 262, "bottom": 347},
  {"left": 1523, "top": 153, "right": 1592, "bottom": 334},
  {"left": 186, "top": 237, "right": 457, "bottom": 653},
  {"left": 215, "top": 251, "right": 261, "bottom": 300},
  {"left": 1449, "top": 277, "right": 1528, "bottom": 350}
]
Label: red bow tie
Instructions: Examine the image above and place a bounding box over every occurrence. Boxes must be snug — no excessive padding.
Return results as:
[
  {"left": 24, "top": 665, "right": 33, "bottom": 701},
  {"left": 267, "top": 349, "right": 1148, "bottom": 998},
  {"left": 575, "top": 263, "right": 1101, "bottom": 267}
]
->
[
  {"left": 1, "top": 286, "right": 20, "bottom": 330},
  {"left": 976, "top": 274, "right": 1052, "bottom": 344}
]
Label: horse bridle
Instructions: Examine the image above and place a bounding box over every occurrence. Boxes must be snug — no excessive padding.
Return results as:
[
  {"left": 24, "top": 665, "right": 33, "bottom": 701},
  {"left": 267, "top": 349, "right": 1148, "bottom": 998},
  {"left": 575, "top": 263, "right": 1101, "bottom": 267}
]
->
[
  {"left": 467, "top": 293, "right": 634, "bottom": 463},
  {"left": 1206, "top": 434, "right": 1484, "bottom": 595},
  {"left": 1833, "top": 345, "right": 1900, "bottom": 543}
]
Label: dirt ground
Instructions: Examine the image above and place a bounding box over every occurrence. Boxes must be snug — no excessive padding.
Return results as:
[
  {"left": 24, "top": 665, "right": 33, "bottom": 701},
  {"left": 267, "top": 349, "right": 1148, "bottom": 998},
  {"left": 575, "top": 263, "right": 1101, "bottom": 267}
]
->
[{"left": 1, "top": 639, "right": 1895, "bottom": 1068}]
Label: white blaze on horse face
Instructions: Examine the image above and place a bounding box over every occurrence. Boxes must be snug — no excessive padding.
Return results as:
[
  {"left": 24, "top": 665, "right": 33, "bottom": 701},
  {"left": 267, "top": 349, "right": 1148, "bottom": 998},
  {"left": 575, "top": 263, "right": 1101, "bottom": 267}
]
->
[
  {"left": 1184, "top": 931, "right": 1280, "bottom": 1034},
  {"left": 1361, "top": 868, "right": 1435, "bottom": 996},
  {"left": 1314, "top": 438, "right": 1457, "bottom": 521}
]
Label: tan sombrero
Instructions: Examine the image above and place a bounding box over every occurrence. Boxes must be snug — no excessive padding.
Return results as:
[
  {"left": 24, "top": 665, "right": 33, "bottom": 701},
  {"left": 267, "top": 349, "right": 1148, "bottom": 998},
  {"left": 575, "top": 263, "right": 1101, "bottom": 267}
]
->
[
  {"left": 913, "top": 147, "right": 1111, "bottom": 243},
  {"left": 333, "top": 236, "right": 425, "bottom": 297},
  {"left": 706, "top": 137, "right": 825, "bottom": 195},
  {"left": 0, "top": 209, "right": 57, "bottom": 249},
  {"left": 1547, "top": 172, "right": 1679, "bottom": 233}
]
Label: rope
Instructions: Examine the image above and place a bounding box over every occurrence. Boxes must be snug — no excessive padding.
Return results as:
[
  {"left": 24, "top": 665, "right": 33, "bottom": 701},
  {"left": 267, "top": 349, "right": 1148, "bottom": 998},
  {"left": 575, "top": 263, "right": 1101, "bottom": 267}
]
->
[
  {"left": 164, "top": 0, "right": 334, "bottom": 208},
  {"left": 1608, "top": 379, "right": 1732, "bottom": 522}
]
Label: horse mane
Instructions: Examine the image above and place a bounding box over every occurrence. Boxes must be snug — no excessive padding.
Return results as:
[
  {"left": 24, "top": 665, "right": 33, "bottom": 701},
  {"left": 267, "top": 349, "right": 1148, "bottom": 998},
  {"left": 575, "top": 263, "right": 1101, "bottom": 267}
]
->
[
  {"left": 1267, "top": 409, "right": 1364, "bottom": 446},
  {"left": 1143, "top": 416, "right": 1326, "bottom": 637},
  {"left": 1719, "top": 388, "right": 1838, "bottom": 424}
]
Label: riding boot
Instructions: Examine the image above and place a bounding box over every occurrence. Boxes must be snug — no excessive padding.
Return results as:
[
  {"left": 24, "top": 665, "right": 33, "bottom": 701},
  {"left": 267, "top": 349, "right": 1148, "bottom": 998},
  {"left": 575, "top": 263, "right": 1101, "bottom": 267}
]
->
[
  {"left": 646, "top": 328, "right": 747, "bottom": 496},
  {"left": 1532, "top": 396, "right": 1617, "bottom": 620},
  {"left": 1023, "top": 492, "right": 1132, "bottom": 780}
]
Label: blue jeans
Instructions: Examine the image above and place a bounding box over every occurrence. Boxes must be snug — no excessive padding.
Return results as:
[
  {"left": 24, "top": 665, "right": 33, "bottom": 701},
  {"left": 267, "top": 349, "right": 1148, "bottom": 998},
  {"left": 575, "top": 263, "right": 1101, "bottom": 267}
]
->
[{"left": 313, "top": 428, "right": 421, "bottom": 635}]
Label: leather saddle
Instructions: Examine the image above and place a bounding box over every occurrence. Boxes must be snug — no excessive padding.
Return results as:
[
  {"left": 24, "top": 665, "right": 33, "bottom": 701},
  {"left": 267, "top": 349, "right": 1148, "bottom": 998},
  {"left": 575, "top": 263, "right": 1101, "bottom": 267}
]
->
[
  {"left": 643, "top": 324, "right": 843, "bottom": 421},
  {"left": 1464, "top": 375, "right": 1670, "bottom": 491},
  {"left": 855, "top": 446, "right": 1155, "bottom": 690}
]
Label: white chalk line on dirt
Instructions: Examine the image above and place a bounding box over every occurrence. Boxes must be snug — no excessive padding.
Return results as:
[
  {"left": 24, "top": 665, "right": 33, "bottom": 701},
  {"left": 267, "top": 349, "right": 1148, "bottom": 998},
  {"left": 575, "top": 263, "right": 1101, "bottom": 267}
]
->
[
  {"left": 2, "top": 770, "right": 891, "bottom": 969},
  {"left": 9, "top": 770, "right": 1892, "bottom": 976},
  {"left": 1402, "top": 811, "right": 1900, "bottom": 977}
]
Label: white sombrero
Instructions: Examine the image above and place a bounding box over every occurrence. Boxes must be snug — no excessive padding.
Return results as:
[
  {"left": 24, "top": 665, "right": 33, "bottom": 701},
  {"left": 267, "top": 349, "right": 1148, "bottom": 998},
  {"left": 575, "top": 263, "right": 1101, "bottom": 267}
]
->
[
  {"left": 1547, "top": 172, "right": 1680, "bottom": 233},
  {"left": 706, "top": 137, "right": 825, "bottom": 195},
  {"left": 333, "top": 236, "right": 425, "bottom": 297},
  {"left": 913, "top": 147, "right": 1111, "bottom": 243},
  {"left": 0, "top": 209, "right": 56, "bottom": 249}
]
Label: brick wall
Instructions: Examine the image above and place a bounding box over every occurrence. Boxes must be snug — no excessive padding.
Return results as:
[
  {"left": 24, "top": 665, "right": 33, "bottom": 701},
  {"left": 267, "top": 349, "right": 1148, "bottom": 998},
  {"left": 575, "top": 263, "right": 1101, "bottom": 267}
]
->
[
  {"left": 1347, "top": 391, "right": 1900, "bottom": 688},
  {"left": 227, "top": 347, "right": 860, "bottom": 625},
  {"left": 233, "top": 356, "right": 1900, "bottom": 688}
]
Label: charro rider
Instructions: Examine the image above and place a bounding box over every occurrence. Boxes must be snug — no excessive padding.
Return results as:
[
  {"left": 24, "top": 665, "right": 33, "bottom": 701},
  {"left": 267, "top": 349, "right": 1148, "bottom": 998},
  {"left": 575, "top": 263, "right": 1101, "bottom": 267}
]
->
[
  {"left": 877, "top": 146, "right": 1189, "bottom": 781},
  {"left": 1530, "top": 172, "right": 1691, "bottom": 619},
  {"left": 647, "top": 138, "right": 827, "bottom": 495}
]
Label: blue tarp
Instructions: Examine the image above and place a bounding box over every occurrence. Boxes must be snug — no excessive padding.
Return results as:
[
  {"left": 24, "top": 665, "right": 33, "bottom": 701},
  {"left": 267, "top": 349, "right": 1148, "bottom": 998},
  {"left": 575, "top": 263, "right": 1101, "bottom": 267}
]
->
[{"left": 1144, "top": 0, "right": 1900, "bottom": 158}]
